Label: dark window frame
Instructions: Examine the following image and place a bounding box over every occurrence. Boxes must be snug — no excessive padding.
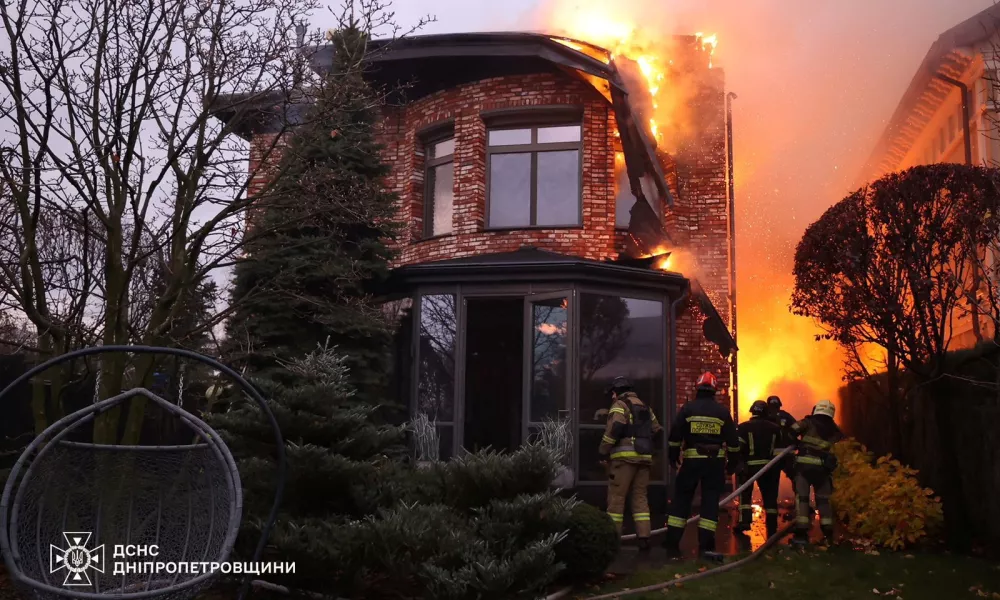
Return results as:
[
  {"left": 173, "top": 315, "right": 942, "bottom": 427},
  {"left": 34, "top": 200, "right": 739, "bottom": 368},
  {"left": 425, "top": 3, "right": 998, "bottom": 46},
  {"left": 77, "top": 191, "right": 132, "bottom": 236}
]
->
[
  {"left": 420, "top": 122, "right": 456, "bottom": 239},
  {"left": 484, "top": 109, "right": 584, "bottom": 230}
]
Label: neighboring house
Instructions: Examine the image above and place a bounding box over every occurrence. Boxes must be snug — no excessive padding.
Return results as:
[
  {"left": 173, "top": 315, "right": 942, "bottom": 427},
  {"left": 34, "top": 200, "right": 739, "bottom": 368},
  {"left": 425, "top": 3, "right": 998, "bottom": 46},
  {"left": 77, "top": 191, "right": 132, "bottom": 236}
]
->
[
  {"left": 858, "top": 5, "right": 1000, "bottom": 349},
  {"left": 213, "top": 32, "right": 737, "bottom": 509}
]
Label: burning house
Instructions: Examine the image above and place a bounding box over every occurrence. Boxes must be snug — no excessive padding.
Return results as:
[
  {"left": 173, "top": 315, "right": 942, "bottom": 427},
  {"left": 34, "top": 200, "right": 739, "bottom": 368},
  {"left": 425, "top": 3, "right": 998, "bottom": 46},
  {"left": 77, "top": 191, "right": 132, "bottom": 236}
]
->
[{"left": 214, "top": 31, "right": 737, "bottom": 511}]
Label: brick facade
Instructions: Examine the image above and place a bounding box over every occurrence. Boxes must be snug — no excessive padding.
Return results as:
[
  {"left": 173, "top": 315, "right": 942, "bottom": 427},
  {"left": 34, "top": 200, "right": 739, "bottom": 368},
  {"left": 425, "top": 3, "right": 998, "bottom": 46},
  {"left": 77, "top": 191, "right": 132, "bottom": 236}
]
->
[
  {"left": 374, "top": 72, "right": 632, "bottom": 264},
  {"left": 244, "top": 51, "right": 733, "bottom": 415}
]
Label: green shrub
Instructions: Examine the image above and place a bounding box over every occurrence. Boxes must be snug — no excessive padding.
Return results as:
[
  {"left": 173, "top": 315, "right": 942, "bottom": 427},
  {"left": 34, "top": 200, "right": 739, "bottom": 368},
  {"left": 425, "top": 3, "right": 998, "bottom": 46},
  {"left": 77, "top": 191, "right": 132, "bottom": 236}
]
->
[
  {"left": 551, "top": 503, "right": 619, "bottom": 581},
  {"left": 832, "top": 439, "right": 944, "bottom": 550}
]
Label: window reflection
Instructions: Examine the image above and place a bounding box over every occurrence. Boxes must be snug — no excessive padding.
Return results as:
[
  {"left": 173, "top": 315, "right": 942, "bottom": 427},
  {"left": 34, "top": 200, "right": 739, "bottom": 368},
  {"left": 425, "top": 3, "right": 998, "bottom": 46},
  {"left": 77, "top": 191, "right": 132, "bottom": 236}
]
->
[
  {"left": 418, "top": 294, "right": 456, "bottom": 421},
  {"left": 383, "top": 298, "right": 413, "bottom": 422},
  {"left": 530, "top": 297, "right": 568, "bottom": 422},
  {"left": 578, "top": 294, "right": 665, "bottom": 482}
]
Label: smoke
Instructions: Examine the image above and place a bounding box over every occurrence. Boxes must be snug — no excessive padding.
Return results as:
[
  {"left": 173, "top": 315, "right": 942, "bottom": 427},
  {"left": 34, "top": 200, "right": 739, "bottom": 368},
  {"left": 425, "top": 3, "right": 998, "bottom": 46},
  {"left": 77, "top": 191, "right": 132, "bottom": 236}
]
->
[{"left": 522, "top": 0, "right": 995, "bottom": 415}]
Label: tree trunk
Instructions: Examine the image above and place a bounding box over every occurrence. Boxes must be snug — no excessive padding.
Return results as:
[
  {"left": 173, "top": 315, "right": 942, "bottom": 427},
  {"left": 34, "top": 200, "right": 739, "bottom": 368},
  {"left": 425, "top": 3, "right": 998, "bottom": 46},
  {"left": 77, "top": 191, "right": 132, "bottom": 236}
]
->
[{"left": 119, "top": 353, "right": 158, "bottom": 445}]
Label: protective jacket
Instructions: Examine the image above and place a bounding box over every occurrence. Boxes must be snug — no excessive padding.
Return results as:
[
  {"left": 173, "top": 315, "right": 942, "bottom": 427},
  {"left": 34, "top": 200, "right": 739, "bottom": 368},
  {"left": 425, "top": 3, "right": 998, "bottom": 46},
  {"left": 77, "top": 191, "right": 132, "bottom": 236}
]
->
[
  {"left": 790, "top": 413, "right": 844, "bottom": 538},
  {"left": 790, "top": 414, "right": 844, "bottom": 467},
  {"left": 599, "top": 391, "right": 662, "bottom": 464},
  {"left": 738, "top": 416, "right": 781, "bottom": 468},
  {"left": 667, "top": 390, "right": 740, "bottom": 464},
  {"left": 769, "top": 409, "right": 796, "bottom": 453}
]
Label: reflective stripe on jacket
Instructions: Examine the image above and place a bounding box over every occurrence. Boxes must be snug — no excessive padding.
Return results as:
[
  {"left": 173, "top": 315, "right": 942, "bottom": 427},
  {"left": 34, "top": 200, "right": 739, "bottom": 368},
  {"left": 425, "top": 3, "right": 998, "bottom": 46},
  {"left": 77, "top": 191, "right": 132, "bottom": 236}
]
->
[{"left": 599, "top": 393, "right": 661, "bottom": 463}]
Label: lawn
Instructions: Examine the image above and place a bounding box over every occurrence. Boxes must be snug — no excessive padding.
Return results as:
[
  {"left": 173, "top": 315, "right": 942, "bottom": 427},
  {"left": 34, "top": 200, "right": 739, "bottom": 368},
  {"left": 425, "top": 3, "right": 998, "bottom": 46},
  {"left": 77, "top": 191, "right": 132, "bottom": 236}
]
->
[{"left": 581, "top": 546, "right": 1000, "bottom": 600}]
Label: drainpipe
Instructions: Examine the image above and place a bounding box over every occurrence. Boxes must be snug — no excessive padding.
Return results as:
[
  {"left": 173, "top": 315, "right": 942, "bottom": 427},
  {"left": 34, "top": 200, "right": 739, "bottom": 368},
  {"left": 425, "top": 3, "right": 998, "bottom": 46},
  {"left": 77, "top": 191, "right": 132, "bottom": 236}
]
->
[
  {"left": 934, "top": 74, "right": 982, "bottom": 342},
  {"left": 934, "top": 74, "right": 972, "bottom": 165},
  {"left": 726, "top": 91, "right": 739, "bottom": 419}
]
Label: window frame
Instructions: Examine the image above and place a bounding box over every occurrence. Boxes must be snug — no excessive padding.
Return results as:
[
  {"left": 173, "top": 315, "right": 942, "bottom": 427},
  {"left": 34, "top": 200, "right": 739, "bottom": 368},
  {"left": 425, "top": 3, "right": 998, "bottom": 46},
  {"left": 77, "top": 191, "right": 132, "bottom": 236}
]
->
[
  {"left": 484, "top": 109, "right": 584, "bottom": 230},
  {"left": 420, "top": 122, "right": 456, "bottom": 239}
]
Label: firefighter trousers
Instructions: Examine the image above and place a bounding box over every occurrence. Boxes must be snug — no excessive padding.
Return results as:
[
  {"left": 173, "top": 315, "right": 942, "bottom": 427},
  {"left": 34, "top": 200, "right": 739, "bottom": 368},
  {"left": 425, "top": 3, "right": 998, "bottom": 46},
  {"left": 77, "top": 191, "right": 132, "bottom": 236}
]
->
[
  {"left": 663, "top": 457, "right": 725, "bottom": 552},
  {"left": 738, "top": 466, "right": 780, "bottom": 537},
  {"left": 607, "top": 460, "right": 651, "bottom": 538},
  {"left": 794, "top": 465, "right": 833, "bottom": 535}
]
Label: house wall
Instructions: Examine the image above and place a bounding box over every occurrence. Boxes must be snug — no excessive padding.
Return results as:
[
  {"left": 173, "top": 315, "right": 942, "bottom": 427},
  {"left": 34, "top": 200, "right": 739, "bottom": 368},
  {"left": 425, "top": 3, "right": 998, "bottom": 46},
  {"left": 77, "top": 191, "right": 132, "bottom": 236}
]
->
[
  {"left": 886, "top": 51, "right": 1000, "bottom": 352},
  {"left": 245, "top": 58, "right": 733, "bottom": 413}
]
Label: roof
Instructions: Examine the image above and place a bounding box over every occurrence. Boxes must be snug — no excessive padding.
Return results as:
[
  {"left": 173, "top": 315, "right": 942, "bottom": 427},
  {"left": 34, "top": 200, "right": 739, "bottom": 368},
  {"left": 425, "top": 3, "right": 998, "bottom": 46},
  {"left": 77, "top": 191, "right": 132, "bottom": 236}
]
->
[
  {"left": 386, "top": 246, "right": 689, "bottom": 289},
  {"left": 383, "top": 246, "right": 738, "bottom": 357},
  {"left": 857, "top": 4, "right": 1000, "bottom": 185}
]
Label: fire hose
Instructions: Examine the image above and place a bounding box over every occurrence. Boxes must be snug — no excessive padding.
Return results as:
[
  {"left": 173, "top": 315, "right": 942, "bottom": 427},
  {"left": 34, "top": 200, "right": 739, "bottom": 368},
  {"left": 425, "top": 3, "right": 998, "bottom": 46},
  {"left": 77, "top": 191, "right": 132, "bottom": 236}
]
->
[
  {"left": 543, "top": 446, "right": 799, "bottom": 600},
  {"left": 621, "top": 445, "right": 796, "bottom": 541}
]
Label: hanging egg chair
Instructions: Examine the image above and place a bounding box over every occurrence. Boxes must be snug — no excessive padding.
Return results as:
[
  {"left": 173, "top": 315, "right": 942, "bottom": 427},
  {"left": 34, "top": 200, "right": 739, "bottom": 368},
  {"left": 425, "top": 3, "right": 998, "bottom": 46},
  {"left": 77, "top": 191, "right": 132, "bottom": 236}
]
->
[{"left": 0, "top": 346, "right": 285, "bottom": 600}]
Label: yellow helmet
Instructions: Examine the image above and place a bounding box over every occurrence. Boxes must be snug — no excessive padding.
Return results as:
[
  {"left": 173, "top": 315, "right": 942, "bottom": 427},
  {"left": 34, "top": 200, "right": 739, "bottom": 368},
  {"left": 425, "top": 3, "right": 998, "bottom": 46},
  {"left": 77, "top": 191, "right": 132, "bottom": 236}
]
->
[{"left": 813, "top": 399, "right": 835, "bottom": 419}]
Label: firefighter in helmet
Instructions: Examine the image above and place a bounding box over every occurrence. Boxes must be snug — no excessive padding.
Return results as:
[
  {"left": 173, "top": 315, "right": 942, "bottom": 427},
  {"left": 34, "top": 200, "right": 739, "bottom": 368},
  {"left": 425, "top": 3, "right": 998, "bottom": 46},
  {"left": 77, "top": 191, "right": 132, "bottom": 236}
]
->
[
  {"left": 662, "top": 372, "right": 742, "bottom": 561},
  {"left": 790, "top": 399, "right": 844, "bottom": 545},
  {"left": 598, "top": 376, "right": 662, "bottom": 551},
  {"left": 735, "top": 400, "right": 782, "bottom": 538},
  {"left": 766, "top": 395, "right": 796, "bottom": 479}
]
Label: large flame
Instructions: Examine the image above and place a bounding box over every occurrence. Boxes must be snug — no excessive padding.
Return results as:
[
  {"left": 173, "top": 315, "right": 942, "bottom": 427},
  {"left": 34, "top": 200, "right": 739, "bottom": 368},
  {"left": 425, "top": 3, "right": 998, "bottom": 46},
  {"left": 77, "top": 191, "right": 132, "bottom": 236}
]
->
[
  {"left": 544, "top": 0, "right": 716, "bottom": 150},
  {"left": 540, "top": 1, "right": 843, "bottom": 424}
]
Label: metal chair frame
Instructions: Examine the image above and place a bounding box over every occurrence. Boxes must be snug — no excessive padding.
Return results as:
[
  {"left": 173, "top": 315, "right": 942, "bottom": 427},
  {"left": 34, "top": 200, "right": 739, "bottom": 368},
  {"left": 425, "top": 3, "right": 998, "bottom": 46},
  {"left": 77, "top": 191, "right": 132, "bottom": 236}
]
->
[{"left": 0, "top": 346, "right": 287, "bottom": 600}]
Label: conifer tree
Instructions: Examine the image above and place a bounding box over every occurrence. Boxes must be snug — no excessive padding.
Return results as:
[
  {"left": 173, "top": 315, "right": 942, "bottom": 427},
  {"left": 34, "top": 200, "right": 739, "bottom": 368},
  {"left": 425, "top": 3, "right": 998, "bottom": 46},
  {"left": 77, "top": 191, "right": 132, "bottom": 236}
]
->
[
  {"left": 206, "top": 342, "right": 410, "bottom": 594},
  {"left": 225, "top": 23, "right": 400, "bottom": 403}
]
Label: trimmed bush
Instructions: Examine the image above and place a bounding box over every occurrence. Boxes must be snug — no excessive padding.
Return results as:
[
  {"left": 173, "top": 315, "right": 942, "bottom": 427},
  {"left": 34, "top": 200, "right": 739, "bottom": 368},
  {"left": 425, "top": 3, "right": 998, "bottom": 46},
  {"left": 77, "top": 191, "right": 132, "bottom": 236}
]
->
[
  {"left": 832, "top": 439, "right": 944, "bottom": 550},
  {"left": 551, "top": 503, "right": 619, "bottom": 581}
]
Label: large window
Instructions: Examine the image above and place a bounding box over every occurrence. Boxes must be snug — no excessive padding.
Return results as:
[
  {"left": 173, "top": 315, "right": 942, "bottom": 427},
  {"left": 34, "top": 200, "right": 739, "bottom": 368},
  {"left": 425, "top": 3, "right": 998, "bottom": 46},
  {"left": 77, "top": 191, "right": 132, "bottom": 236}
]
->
[
  {"left": 576, "top": 294, "right": 665, "bottom": 482},
  {"left": 487, "top": 123, "right": 582, "bottom": 228},
  {"left": 424, "top": 136, "right": 455, "bottom": 238},
  {"left": 417, "top": 294, "right": 457, "bottom": 459}
]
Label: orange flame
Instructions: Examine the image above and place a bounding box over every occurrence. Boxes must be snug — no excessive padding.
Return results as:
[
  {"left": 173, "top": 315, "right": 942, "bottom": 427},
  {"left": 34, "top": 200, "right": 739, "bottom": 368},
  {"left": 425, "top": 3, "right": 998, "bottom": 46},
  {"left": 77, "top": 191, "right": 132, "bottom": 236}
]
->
[
  {"left": 695, "top": 32, "right": 718, "bottom": 68},
  {"left": 541, "top": 0, "right": 717, "bottom": 150}
]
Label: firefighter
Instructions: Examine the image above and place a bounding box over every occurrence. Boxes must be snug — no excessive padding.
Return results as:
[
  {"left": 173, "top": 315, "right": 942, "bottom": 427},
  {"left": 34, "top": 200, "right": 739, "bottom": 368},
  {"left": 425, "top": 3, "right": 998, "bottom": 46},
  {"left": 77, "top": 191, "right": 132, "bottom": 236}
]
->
[
  {"left": 735, "top": 400, "right": 782, "bottom": 538},
  {"left": 662, "top": 372, "right": 742, "bottom": 561},
  {"left": 598, "top": 376, "right": 662, "bottom": 551},
  {"left": 790, "top": 399, "right": 844, "bottom": 545},
  {"left": 766, "top": 395, "right": 796, "bottom": 479}
]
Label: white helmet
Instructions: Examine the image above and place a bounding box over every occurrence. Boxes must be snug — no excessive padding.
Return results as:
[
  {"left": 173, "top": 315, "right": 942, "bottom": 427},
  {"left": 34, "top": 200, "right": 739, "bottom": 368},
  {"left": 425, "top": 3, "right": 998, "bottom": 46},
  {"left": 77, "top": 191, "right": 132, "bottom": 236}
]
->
[{"left": 813, "top": 399, "right": 835, "bottom": 419}]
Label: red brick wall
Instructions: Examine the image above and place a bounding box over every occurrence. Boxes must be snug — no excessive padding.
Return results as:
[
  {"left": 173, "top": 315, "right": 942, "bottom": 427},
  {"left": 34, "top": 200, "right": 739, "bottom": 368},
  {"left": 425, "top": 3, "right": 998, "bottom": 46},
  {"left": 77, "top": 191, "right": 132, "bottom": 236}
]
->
[
  {"left": 375, "top": 71, "right": 623, "bottom": 264},
  {"left": 667, "top": 67, "right": 733, "bottom": 410}
]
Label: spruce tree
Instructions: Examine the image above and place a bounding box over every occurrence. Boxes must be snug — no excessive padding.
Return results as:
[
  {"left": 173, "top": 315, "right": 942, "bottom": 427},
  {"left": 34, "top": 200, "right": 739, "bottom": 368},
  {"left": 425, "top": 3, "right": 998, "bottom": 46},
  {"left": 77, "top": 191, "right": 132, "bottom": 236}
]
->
[
  {"left": 206, "top": 342, "right": 410, "bottom": 594},
  {"left": 225, "top": 24, "right": 400, "bottom": 403}
]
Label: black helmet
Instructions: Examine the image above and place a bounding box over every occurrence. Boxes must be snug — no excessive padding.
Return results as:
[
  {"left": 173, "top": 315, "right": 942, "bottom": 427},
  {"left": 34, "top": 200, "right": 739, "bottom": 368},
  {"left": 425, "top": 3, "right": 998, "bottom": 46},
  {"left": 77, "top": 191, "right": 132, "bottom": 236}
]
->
[
  {"left": 750, "top": 400, "right": 768, "bottom": 417},
  {"left": 605, "top": 376, "right": 633, "bottom": 397},
  {"left": 766, "top": 395, "right": 782, "bottom": 409}
]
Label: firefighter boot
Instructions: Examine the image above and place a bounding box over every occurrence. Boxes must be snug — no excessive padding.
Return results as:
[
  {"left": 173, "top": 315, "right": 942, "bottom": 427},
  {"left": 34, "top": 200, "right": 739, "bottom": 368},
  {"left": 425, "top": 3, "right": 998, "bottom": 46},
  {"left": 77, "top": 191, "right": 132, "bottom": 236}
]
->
[
  {"left": 765, "top": 511, "right": 779, "bottom": 540},
  {"left": 821, "top": 525, "right": 835, "bottom": 546},
  {"left": 636, "top": 538, "right": 650, "bottom": 552},
  {"left": 790, "top": 529, "right": 809, "bottom": 548}
]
